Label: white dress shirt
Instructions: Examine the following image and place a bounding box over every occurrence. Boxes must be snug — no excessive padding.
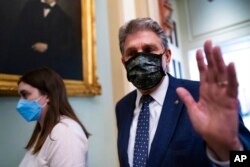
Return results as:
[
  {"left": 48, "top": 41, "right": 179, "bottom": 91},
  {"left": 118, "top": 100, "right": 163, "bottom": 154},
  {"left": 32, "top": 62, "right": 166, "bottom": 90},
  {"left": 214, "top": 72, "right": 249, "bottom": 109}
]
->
[{"left": 128, "top": 76, "right": 169, "bottom": 167}]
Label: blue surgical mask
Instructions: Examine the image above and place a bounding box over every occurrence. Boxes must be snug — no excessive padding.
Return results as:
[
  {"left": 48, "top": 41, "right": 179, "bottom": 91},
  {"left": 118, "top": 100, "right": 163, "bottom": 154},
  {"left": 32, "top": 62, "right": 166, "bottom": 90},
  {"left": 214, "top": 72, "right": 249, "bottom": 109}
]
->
[{"left": 16, "top": 97, "right": 45, "bottom": 122}]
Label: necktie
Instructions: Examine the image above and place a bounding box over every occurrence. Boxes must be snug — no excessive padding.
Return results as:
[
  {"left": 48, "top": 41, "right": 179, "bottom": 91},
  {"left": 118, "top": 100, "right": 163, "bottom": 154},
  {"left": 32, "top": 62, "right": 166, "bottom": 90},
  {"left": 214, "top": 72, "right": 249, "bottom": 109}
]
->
[
  {"left": 43, "top": 3, "right": 52, "bottom": 9},
  {"left": 133, "top": 95, "right": 154, "bottom": 167}
]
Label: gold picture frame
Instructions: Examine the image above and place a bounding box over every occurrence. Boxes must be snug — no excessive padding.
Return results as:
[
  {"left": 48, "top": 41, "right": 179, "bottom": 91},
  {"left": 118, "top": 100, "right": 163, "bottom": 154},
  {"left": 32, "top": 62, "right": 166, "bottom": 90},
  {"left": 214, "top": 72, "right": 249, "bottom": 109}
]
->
[{"left": 0, "top": 0, "right": 101, "bottom": 96}]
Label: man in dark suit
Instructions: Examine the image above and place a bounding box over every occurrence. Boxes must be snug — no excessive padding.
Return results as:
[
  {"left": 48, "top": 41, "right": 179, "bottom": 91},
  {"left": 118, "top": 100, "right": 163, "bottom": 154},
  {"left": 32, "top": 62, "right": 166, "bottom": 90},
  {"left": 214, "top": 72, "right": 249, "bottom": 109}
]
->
[
  {"left": 115, "top": 17, "right": 250, "bottom": 167},
  {"left": 6, "top": 0, "right": 82, "bottom": 80}
]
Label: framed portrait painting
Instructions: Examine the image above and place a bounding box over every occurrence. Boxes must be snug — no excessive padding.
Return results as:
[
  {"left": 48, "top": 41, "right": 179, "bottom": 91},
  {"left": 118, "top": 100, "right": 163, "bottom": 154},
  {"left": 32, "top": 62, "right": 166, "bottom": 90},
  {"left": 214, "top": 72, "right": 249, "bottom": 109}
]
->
[
  {"left": 158, "top": 0, "right": 173, "bottom": 37},
  {"left": 0, "top": 0, "right": 101, "bottom": 96}
]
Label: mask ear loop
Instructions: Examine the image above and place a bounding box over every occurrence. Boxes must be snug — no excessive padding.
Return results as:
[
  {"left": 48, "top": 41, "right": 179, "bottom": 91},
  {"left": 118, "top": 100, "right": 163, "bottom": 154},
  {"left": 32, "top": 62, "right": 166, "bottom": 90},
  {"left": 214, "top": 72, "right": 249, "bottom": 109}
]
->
[
  {"left": 160, "top": 48, "right": 168, "bottom": 75},
  {"left": 36, "top": 96, "right": 47, "bottom": 108},
  {"left": 160, "top": 44, "right": 167, "bottom": 55},
  {"left": 41, "top": 103, "right": 47, "bottom": 108}
]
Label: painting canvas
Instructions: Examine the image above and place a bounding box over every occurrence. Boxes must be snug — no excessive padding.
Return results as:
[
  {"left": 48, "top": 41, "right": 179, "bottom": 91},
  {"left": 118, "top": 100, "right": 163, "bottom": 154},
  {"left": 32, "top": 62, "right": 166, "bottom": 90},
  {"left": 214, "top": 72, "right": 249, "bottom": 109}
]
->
[{"left": 0, "top": 0, "right": 101, "bottom": 96}]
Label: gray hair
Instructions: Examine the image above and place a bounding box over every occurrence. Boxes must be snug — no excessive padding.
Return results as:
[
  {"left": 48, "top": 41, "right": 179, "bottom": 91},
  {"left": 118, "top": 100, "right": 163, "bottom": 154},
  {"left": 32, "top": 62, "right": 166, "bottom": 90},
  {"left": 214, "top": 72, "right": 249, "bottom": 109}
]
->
[{"left": 119, "top": 17, "right": 168, "bottom": 55}]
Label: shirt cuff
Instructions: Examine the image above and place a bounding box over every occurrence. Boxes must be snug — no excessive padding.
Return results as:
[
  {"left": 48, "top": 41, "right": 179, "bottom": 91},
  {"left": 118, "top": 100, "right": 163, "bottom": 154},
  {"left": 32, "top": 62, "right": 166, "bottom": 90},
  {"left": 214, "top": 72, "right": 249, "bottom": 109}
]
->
[
  {"left": 206, "top": 147, "right": 229, "bottom": 167},
  {"left": 206, "top": 145, "right": 244, "bottom": 167}
]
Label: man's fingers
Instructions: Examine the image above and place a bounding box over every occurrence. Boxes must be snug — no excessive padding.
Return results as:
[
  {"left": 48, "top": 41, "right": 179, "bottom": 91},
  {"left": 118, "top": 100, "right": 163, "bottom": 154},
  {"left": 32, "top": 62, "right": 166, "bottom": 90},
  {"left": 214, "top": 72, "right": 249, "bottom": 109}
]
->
[
  {"left": 227, "top": 63, "right": 238, "bottom": 98},
  {"left": 213, "top": 46, "right": 227, "bottom": 83},
  {"left": 176, "top": 87, "right": 197, "bottom": 115},
  {"left": 213, "top": 46, "right": 226, "bottom": 74},
  {"left": 204, "top": 40, "right": 214, "bottom": 69},
  {"left": 204, "top": 40, "right": 217, "bottom": 82},
  {"left": 196, "top": 49, "right": 207, "bottom": 83}
]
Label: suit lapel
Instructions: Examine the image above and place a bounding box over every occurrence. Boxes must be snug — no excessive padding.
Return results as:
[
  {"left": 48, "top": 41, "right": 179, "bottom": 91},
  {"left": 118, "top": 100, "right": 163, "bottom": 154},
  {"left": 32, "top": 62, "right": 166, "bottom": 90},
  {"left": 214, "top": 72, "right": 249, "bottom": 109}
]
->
[
  {"left": 119, "top": 91, "right": 137, "bottom": 166},
  {"left": 147, "top": 75, "right": 184, "bottom": 167}
]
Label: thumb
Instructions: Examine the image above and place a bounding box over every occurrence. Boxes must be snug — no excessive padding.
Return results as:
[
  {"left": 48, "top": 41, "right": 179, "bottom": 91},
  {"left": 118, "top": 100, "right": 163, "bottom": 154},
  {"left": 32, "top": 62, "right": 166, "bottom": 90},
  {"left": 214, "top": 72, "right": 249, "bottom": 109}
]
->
[{"left": 176, "top": 87, "right": 197, "bottom": 115}]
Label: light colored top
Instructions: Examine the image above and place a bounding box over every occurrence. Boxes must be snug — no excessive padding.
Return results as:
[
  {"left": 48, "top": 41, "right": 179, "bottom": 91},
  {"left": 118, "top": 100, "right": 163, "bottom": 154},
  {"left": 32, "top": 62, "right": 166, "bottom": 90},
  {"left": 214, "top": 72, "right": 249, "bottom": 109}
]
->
[
  {"left": 128, "top": 75, "right": 169, "bottom": 166},
  {"left": 19, "top": 116, "right": 88, "bottom": 167},
  {"left": 127, "top": 75, "right": 229, "bottom": 167}
]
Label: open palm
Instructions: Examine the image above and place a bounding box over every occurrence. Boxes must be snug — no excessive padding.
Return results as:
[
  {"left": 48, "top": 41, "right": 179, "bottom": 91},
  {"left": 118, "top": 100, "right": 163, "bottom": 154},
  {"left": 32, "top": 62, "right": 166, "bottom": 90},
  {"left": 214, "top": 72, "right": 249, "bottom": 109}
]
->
[{"left": 177, "top": 40, "right": 242, "bottom": 161}]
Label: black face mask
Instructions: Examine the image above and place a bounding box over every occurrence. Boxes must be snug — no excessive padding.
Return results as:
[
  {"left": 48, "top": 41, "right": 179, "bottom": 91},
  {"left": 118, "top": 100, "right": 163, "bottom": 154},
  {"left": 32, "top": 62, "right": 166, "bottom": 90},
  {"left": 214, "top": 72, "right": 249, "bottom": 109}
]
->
[{"left": 125, "top": 52, "right": 166, "bottom": 90}]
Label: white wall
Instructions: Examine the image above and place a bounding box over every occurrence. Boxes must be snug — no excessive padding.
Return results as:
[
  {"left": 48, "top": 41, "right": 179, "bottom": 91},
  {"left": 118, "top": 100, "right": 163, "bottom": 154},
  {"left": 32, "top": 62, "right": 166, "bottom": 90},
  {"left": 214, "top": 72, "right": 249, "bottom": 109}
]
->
[
  {"left": 176, "top": 0, "right": 250, "bottom": 78},
  {"left": 0, "top": 0, "right": 118, "bottom": 166}
]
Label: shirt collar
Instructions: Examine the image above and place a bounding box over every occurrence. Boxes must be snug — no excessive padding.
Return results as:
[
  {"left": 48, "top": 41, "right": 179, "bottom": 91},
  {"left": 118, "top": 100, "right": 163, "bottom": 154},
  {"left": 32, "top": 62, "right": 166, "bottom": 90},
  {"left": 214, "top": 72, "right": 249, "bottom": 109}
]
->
[
  {"left": 135, "top": 75, "right": 169, "bottom": 107},
  {"left": 41, "top": 0, "right": 56, "bottom": 7}
]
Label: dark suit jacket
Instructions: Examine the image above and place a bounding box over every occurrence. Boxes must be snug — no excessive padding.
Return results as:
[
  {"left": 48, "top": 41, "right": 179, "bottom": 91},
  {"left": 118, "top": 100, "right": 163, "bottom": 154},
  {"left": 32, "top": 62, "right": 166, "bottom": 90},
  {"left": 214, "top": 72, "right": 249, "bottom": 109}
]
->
[
  {"left": 6, "top": 0, "right": 82, "bottom": 80},
  {"left": 116, "top": 74, "right": 250, "bottom": 167}
]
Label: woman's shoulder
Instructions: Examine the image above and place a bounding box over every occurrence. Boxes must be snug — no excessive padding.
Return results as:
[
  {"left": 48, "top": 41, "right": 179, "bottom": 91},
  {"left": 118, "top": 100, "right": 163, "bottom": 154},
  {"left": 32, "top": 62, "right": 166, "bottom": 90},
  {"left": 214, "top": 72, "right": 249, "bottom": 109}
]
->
[{"left": 50, "top": 116, "right": 87, "bottom": 142}]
